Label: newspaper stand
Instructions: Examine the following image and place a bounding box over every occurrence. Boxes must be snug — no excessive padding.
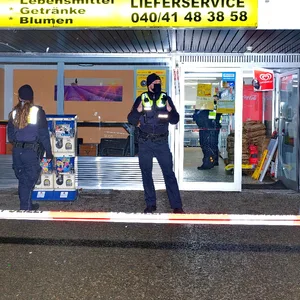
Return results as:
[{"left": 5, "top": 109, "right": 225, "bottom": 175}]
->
[{"left": 31, "top": 115, "right": 78, "bottom": 201}]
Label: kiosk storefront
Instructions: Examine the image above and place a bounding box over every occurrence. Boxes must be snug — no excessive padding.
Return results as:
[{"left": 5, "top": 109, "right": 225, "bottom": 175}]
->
[
  {"left": 175, "top": 54, "right": 300, "bottom": 192},
  {"left": 0, "top": 0, "right": 300, "bottom": 192}
]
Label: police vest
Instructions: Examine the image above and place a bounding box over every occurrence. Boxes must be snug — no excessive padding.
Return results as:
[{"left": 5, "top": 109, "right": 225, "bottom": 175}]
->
[
  {"left": 208, "top": 103, "right": 218, "bottom": 120},
  {"left": 141, "top": 92, "right": 167, "bottom": 111},
  {"left": 208, "top": 110, "right": 217, "bottom": 120},
  {"left": 209, "top": 104, "right": 222, "bottom": 130},
  {"left": 209, "top": 104, "right": 222, "bottom": 121},
  {"left": 12, "top": 106, "right": 39, "bottom": 124},
  {"left": 12, "top": 106, "right": 40, "bottom": 142}
]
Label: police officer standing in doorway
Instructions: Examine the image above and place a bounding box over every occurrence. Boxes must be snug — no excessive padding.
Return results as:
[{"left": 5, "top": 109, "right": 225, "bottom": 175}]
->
[
  {"left": 128, "top": 73, "right": 184, "bottom": 214},
  {"left": 8, "top": 84, "right": 53, "bottom": 210},
  {"left": 193, "top": 94, "right": 222, "bottom": 170}
]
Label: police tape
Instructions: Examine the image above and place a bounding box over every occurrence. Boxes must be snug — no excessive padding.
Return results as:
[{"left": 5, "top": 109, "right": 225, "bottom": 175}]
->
[{"left": 1, "top": 210, "right": 300, "bottom": 226}]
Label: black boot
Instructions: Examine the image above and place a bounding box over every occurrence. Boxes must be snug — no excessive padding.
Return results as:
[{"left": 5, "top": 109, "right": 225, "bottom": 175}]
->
[
  {"left": 173, "top": 208, "right": 185, "bottom": 214},
  {"left": 144, "top": 205, "right": 157, "bottom": 214},
  {"left": 197, "top": 156, "right": 214, "bottom": 170},
  {"left": 213, "top": 152, "right": 219, "bottom": 166},
  {"left": 31, "top": 203, "right": 40, "bottom": 211},
  {"left": 197, "top": 164, "right": 213, "bottom": 170}
]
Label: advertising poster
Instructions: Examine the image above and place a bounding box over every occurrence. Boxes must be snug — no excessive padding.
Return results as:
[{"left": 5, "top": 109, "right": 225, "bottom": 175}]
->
[
  {"left": 54, "top": 78, "right": 123, "bottom": 102},
  {"left": 195, "top": 83, "right": 213, "bottom": 110},
  {"left": 243, "top": 85, "right": 262, "bottom": 122},
  {"left": 217, "top": 72, "right": 235, "bottom": 114}
]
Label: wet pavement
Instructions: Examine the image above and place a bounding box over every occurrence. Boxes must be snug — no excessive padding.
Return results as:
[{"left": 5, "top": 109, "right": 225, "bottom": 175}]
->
[
  {"left": 0, "top": 185, "right": 299, "bottom": 215},
  {"left": 1, "top": 187, "right": 300, "bottom": 299}
]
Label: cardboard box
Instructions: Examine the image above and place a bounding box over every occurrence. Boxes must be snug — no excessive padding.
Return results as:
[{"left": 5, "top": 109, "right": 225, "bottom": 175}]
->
[{"left": 79, "top": 143, "right": 98, "bottom": 156}]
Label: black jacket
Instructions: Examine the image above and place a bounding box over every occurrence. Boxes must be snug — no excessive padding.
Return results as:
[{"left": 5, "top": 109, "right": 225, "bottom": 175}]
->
[
  {"left": 193, "top": 109, "right": 222, "bottom": 129},
  {"left": 128, "top": 91, "right": 179, "bottom": 134},
  {"left": 8, "top": 106, "right": 53, "bottom": 159}
]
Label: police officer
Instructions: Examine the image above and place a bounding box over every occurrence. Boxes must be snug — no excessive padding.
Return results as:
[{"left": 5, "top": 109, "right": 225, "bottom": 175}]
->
[
  {"left": 128, "top": 73, "right": 184, "bottom": 214},
  {"left": 7, "top": 84, "right": 53, "bottom": 210},
  {"left": 193, "top": 94, "right": 222, "bottom": 170}
]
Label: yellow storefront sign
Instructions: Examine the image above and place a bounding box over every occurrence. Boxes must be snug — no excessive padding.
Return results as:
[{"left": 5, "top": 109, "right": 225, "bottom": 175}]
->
[{"left": 0, "top": 0, "right": 258, "bottom": 28}]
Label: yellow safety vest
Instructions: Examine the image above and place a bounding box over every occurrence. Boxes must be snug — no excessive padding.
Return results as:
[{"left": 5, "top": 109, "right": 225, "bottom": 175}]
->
[
  {"left": 141, "top": 92, "right": 167, "bottom": 111},
  {"left": 209, "top": 104, "right": 217, "bottom": 120},
  {"left": 208, "top": 110, "right": 216, "bottom": 120},
  {"left": 209, "top": 104, "right": 223, "bottom": 125},
  {"left": 12, "top": 106, "right": 39, "bottom": 125}
]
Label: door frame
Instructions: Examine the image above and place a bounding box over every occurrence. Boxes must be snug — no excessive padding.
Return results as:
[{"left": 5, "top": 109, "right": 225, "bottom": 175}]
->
[
  {"left": 277, "top": 69, "right": 300, "bottom": 191},
  {"left": 174, "top": 66, "right": 243, "bottom": 191}
]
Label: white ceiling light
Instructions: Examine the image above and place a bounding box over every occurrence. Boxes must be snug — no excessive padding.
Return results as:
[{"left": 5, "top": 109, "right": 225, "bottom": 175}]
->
[
  {"left": 185, "top": 82, "right": 217, "bottom": 86},
  {"left": 185, "top": 73, "right": 221, "bottom": 78},
  {"left": 78, "top": 63, "right": 94, "bottom": 67},
  {"left": 185, "top": 77, "right": 218, "bottom": 81},
  {"left": 246, "top": 45, "right": 253, "bottom": 52}
]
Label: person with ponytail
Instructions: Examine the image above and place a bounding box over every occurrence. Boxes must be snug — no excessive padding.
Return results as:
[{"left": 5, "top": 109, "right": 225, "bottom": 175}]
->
[{"left": 7, "top": 84, "right": 53, "bottom": 210}]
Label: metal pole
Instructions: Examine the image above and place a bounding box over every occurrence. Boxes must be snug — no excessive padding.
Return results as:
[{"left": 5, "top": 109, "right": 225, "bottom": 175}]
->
[{"left": 56, "top": 62, "right": 64, "bottom": 114}]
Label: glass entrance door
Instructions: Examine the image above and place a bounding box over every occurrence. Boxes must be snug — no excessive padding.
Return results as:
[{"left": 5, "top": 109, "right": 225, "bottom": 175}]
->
[
  {"left": 176, "top": 67, "right": 243, "bottom": 191},
  {"left": 277, "top": 70, "right": 300, "bottom": 191}
]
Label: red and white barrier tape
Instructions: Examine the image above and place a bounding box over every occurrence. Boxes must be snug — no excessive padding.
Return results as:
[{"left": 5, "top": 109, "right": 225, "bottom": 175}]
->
[{"left": 0, "top": 210, "right": 300, "bottom": 226}]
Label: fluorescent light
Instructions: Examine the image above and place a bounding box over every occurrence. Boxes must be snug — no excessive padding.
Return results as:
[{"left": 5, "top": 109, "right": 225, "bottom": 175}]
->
[
  {"left": 78, "top": 64, "right": 94, "bottom": 67},
  {"left": 185, "top": 77, "right": 218, "bottom": 81},
  {"left": 185, "top": 82, "right": 216, "bottom": 86},
  {"left": 185, "top": 72, "right": 221, "bottom": 77}
]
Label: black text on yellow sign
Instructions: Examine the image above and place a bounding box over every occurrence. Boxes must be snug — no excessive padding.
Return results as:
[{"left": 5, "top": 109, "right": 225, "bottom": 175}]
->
[{"left": 1, "top": 0, "right": 258, "bottom": 28}]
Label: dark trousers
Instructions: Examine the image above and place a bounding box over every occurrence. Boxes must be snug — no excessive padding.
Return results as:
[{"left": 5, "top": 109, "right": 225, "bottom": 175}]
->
[
  {"left": 213, "top": 129, "right": 220, "bottom": 163},
  {"left": 199, "top": 129, "right": 217, "bottom": 166},
  {"left": 12, "top": 148, "right": 41, "bottom": 210},
  {"left": 138, "top": 139, "right": 182, "bottom": 209}
]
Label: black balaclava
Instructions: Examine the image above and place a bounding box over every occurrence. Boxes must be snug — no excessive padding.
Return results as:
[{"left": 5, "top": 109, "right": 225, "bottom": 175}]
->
[
  {"left": 153, "top": 84, "right": 162, "bottom": 94},
  {"left": 147, "top": 73, "right": 161, "bottom": 94}
]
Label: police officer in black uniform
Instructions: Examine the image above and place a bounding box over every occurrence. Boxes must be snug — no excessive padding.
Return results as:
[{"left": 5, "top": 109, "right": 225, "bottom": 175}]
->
[
  {"left": 7, "top": 84, "right": 53, "bottom": 210},
  {"left": 128, "top": 73, "right": 184, "bottom": 214},
  {"left": 193, "top": 94, "right": 222, "bottom": 170}
]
